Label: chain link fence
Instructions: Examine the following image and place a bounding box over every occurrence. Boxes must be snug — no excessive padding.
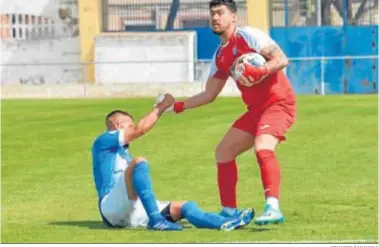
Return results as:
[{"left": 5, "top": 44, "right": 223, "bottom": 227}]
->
[
  {"left": 270, "top": 0, "right": 379, "bottom": 27},
  {"left": 102, "top": 0, "right": 248, "bottom": 32}
]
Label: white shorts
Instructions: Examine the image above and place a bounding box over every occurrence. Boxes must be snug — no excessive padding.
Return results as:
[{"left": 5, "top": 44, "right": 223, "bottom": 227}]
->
[{"left": 100, "top": 171, "right": 169, "bottom": 228}]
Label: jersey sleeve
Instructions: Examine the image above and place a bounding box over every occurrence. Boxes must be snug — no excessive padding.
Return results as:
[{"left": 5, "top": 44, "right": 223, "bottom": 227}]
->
[
  {"left": 98, "top": 130, "right": 125, "bottom": 150},
  {"left": 209, "top": 48, "right": 229, "bottom": 80},
  {"left": 238, "top": 26, "right": 277, "bottom": 52}
]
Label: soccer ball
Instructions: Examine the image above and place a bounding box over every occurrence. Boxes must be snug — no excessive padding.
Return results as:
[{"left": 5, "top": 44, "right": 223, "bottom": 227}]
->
[
  {"left": 231, "top": 52, "right": 267, "bottom": 86},
  {"left": 237, "top": 52, "right": 267, "bottom": 67}
]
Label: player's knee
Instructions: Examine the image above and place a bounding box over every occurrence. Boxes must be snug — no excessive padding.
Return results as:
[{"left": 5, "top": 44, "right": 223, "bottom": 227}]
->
[
  {"left": 130, "top": 157, "right": 149, "bottom": 174},
  {"left": 254, "top": 134, "right": 279, "bottom": 152},
  {"left": 182, "top": 200, "right": 197, "bottom": 210},
  {"left": 133, "top": 156, "right": 147, "bottom": 164},
  {"left": 215, "top": 143, "right": 226, "bottom": 157},
  {"left": 168, "top": 201, "right": 187, "bottom": 222},
  {"left": 215, "top": 143, "right": 235, "bottom": 163},
  {"left": 172, "top": 200, "right": 187, "bottom": 211},
  {"left": 128, "top": 157, "right": 147, "bottom": 170}
]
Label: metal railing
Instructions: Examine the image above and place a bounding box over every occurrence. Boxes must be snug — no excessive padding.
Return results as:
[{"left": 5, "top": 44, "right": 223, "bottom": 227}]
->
[
  {"left": 1, "top": 55, "right": 378, "bottom": 95},
  {"left": 270, "top": 0, "right": 379, "bottom": 27},
  {"left": 102, "top": 0, "right": 248, "bottom": 32},
  {"left": 287, "top": 55, "right": 378, "bottom": 94}
]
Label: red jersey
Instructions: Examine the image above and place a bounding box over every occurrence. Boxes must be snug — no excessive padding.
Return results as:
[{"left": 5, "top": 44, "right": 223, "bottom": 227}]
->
[{"left": 209, "top": 26, "right": 296, "bottom": 111}]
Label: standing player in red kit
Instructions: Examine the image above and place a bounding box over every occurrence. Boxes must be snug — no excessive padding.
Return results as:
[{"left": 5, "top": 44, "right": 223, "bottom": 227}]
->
[{"left": 162, "top": 0, "right": 296, "bottom": 225}]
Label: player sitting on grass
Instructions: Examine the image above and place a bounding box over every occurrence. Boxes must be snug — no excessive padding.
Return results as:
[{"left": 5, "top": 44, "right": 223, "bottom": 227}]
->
[{"left": 91, "top": 94, "right": 255, "bottom": 231}]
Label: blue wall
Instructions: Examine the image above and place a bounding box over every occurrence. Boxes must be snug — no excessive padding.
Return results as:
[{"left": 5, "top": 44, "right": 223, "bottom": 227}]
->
[
  {"left": 270, "top": 25, "right": 378, "bottom": 94},
  {"left": 193, "top": 25, "right": 378, "bottom": 94}
]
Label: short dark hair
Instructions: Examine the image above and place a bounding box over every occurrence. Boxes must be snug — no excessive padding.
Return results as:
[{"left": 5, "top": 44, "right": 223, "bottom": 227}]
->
[
  {"left": 105, "top": 110, "right": 134, "bottom": 121},
  {"left": 209, "top": 0, "right": 237, "bottom": 13}
]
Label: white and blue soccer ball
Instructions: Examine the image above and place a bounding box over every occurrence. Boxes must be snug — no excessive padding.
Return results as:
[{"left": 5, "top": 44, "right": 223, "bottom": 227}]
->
[
  {"left": 232, "top": 52, "right": 267, "bottom": 86},
  {"left": 238, "top": 52, "right": 267, "bottom": 67}
]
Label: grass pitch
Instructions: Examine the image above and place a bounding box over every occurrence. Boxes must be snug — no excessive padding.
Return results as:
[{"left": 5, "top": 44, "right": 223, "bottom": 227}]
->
[{"left": 1, "top": 95, "right": 378, "bottom": 243}]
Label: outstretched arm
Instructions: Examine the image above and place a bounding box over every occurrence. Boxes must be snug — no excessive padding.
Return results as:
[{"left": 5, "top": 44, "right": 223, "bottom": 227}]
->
[
  {"left": 124, "top": 94, "right": 174, "bottom": 142},
  {"left": 172, "top": 76, "right": 227, "bottom": 113},
  {"left": 166, "top": 46, "right": 229, "bottom": 114}
]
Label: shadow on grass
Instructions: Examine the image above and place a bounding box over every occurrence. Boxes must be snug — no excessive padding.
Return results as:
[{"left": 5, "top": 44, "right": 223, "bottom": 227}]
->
[
  {"left": 50, "top": 220, "right": 115, "bottom": 230},
  {"left": 248, "top": 227, "right": 271, "bottom": 232},
  {"left": 49, "top": 221, "right": 270, "bottom": 232},
  {"left": 49, "top": 221, "right": 192, "bottom": 230}
]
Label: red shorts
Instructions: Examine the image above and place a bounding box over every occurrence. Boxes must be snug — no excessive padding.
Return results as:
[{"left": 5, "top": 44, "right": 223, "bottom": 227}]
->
[{"left": 232, "top": 101, "right": 296, "bottom": 141}]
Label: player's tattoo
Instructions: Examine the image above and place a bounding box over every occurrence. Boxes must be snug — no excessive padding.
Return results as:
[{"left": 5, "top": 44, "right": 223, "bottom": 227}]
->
[
  {"left": 260, "top": 44, "right": 289, "bottom": 73},
  {"left": 265, "top": 45, "right": 280, "bottom": 57}
]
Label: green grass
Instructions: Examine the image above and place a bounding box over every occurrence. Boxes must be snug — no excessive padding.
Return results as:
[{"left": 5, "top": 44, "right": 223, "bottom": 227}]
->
[{"left": 1, "top": 95, "right": 378, "bottom": 243}]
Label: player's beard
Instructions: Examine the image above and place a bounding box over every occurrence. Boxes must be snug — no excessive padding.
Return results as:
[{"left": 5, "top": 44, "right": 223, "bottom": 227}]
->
[
  {"left": 211, "top": 23, "right": 231, "bottom": 36},
  {"left": 212, "top": 29, "right": 224, "bottom": 36}
]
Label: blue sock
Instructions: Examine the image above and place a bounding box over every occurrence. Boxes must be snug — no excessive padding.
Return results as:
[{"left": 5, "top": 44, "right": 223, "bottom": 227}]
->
[
  {"left": 181, "top": 201, "right": 228, "bottom": 229},
  {"left": 132, "top": 161, "right": 163, "bottom": 223}
]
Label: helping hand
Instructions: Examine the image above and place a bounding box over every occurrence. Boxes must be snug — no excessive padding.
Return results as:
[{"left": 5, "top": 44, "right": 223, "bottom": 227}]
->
[{"left": 154, "top": 93, "right": 175, "bottom": 112}]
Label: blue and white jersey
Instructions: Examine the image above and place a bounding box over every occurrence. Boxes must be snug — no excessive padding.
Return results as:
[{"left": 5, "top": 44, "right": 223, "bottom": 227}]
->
[{"left": 91, "top": 130, "right": 133, "bottom": 201}]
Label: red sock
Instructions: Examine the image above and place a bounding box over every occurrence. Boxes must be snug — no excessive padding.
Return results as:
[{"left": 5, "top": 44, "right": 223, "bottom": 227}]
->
[
  {"left": 217, "top": 160, "right": 238, "bottom": 208},
  {"left": 255, "top": 150, "right": 281, "bottom": 199}
]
